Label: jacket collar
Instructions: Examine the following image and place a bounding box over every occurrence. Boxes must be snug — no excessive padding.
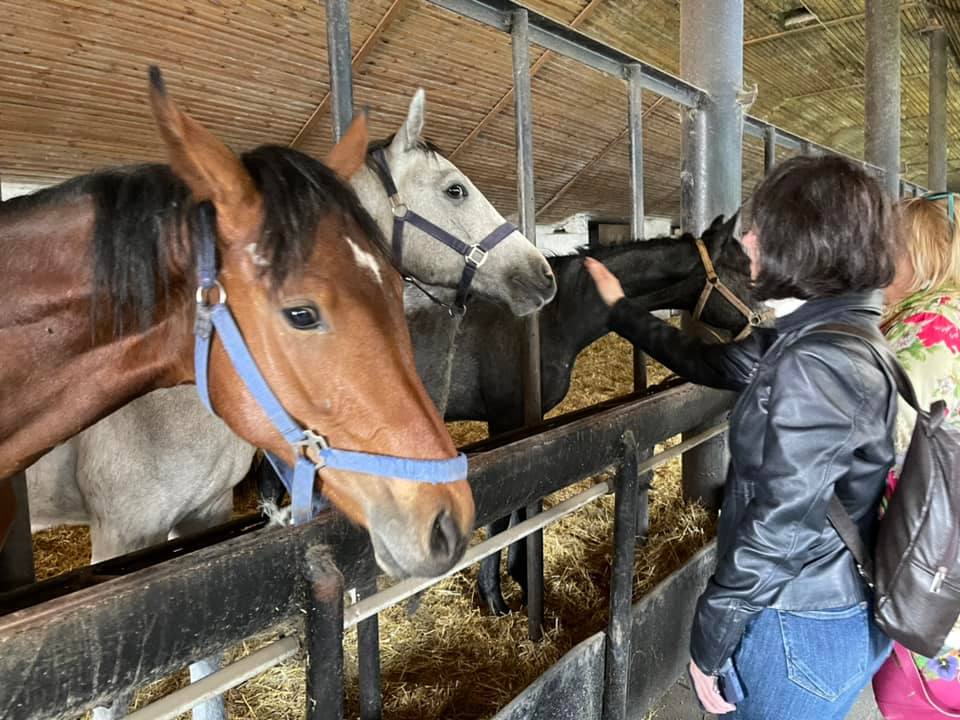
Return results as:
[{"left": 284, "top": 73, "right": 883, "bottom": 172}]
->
[{"left": 774, "top": 289, "right": 885, "bottom": 333}]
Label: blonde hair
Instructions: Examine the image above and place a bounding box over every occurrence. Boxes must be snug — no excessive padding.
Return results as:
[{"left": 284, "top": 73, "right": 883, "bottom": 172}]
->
[{"left": 896, "top": 195, "right": 960, "bottom": 294}]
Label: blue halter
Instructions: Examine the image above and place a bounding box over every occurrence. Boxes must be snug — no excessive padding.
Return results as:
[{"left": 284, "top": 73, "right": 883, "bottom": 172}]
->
[{"left": 192, "top": 202, "right": 468, "bottom": 525}]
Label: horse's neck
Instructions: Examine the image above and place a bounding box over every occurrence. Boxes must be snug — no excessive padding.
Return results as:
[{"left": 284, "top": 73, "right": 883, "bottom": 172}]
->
[
  {"left": 404, "top": 285, "right": 462, "bottom": 414},
  {"left": 540, "top": 258, "right": 612, "bottom": 364},
  {"left": 541, "top": 241, "right": 702, "bottom": 362},
  {"left": 0, "top": 205, "right": 193, "bottom": 478}
]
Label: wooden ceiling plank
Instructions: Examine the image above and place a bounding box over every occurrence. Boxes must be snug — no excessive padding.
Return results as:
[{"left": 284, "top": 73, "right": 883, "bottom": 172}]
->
[{"left": 289, "top": 0, "right": 409, "bottom": 148}]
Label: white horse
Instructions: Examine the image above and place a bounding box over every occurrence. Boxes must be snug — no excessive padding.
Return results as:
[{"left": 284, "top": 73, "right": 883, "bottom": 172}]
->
[{"left": 26, "top": 90, "right": 556, "bottom": 720}]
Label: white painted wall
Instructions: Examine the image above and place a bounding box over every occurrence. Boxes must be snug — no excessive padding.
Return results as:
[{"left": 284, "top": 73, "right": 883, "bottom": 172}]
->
[
  {"left": 535, "top": 212, "right": 675, "bottom": 255},
  {"left": 1, "top": 181, "right": 47, "bottom": 200}
]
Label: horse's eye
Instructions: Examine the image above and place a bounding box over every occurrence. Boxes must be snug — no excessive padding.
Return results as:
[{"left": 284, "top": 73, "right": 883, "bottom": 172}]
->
[
  {"left": 445, "top": 183, "right": 468, "bottom": 200},
  {"left": 282, "top": 304, "right": 326, "bottom": 331}
]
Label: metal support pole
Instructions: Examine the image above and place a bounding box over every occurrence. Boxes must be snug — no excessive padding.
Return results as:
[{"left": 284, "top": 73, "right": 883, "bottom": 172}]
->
[
  {"left": 627, "top": 65, "right": 648, "bottom": 391},
  {"left": 678, "top": 0, "right": 740, "bottom": 508},
  {"left": 927, "top": 23, "right": 948, "bottom": 192},
  {"left": 512, "top": 8, "right": 544, "bottom": 642},
  {"left": 357, "top": 578, "right": 382, "bottom": 720},
  {"left": 304, "top": 546, "right": 345, "bottom": 720},
  {"left": 865, "top": 0, "right": 901, "bottom": 197},
  {"left": 763, "top": 125, "right": 777, "bottom": 175},
  {"left": 0, "top": 472, "right": 35, "bottom": 592},
  {"left": 602, "top": 432, "right": 640, "bottom": 720},
  {"left": 325, "top": 0, "right": 355, "bottom": 142}
]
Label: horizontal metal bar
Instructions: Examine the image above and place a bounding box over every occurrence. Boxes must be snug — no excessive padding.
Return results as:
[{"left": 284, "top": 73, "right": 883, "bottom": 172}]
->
[
  {"left": 125, "top": 637, "right": 300, "bottom": 720},
  {"left": 344, "top": 421, "right": 728, "bottom": 628},
  {"left": 426, "top": 0, "right": 703, "bottom": 106},
  {"left": 744, "top": 115, "right": 912, "bottom": 187}
]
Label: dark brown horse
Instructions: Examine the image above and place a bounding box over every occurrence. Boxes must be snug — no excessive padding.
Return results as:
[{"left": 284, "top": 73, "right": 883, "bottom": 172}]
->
[{"left": 0, "top": 69, "right": 473, "bottom": 578}]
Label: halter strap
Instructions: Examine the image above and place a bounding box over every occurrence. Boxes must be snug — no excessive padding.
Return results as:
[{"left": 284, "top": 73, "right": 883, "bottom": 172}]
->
[
  {"left": 192, "top": 202, "right": 468, "bottom": 526},
  {"left": 691, "top": 237, "right": 760, "bottom": 342},
  {"left": 369, "top": 148, "right": 516, "bottom": 311}
]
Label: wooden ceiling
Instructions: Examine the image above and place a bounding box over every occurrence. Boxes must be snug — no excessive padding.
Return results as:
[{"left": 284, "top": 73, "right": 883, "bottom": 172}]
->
[{"left": 1, "top": 0, "right": 956, "bottom": 223}]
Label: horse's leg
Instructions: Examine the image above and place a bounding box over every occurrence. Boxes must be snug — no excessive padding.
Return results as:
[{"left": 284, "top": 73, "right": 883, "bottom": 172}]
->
[
  {"left": 506, "top": 507, "right": 529, "bottom": 603},
  {"left": 477, "top": 514, "right": 513, "bottom": 616},
  {"left": 169, "top": 491, "right": 232, "bottom": 720}
]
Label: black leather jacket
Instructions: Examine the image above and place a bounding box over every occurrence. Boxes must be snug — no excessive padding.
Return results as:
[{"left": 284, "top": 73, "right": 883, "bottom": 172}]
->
[{"left": 608, "top": 291, "right": 897, "bottom": 673}]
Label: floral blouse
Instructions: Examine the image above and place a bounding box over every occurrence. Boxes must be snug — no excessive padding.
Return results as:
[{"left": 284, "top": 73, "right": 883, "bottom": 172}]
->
[{"left": 882, "top": 289, "right": 960, "bottom": 682}]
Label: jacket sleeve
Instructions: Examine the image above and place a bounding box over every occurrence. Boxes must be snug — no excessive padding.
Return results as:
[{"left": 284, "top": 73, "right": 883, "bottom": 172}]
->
[
  {"left": 689, "top": 340, "right": 868, "bottom": 673},
  {"left": 607, "top": 297, "right": 773, "bottom": 392}
]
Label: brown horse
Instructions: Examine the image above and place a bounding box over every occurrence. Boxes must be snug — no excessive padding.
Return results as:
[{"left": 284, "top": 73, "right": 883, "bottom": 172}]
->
[{"left": 0, "top": 68, "right": 473, "bottom": 578}]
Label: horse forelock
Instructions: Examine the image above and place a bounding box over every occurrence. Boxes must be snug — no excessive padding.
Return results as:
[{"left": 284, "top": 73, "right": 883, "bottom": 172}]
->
[{"left": 239, "top": 145, "right": 390, "bottom": 290}]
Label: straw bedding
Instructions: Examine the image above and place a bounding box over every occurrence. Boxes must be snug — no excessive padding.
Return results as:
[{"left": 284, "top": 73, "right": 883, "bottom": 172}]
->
[{"left": 31, "top": 331, "right": 716, "bottom": 720}]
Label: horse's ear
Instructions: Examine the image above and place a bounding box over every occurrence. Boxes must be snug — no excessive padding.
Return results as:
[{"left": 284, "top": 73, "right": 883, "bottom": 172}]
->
[
  {"left": 705, "top": 212, "right": 739, "bottom": 258},
  {"left": 325, "top": 112, "right": 369, "bottom": 180},
  {"left": 148, "top": 66, "right": 257, "bottom": 239},
  {"left": 391, "top": 89, "right": 425, "bottom": 153}
]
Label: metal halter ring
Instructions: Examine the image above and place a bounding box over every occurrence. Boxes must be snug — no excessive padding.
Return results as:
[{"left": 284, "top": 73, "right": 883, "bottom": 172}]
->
[
  {"left": 389, "top": 195, "right": 408, "bottom": 218},
  {"left": 195, "top": 280, "right": 227, "bottom": 307},
  {"left": 465, "top": 245, "right": 488, "bottom": 268}
]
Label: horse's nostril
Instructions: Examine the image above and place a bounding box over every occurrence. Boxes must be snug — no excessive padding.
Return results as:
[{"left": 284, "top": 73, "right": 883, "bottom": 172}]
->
[{"left": 430, "top": 510, "right": 460, "bottom": 562}]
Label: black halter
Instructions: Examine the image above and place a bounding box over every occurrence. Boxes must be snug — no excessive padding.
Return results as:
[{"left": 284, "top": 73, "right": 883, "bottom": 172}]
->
[{"left": 369, "top": 148, "right": 516, "bottom": 314}]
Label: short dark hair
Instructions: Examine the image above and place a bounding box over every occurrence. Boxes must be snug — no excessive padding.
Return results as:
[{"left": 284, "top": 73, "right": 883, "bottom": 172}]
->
[{"left": 749, "top": 154, "right": 896, "bottom": 301}]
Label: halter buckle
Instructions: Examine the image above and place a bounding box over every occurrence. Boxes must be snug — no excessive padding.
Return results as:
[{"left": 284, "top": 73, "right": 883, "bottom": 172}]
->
[
  {"left": 465, "top": 245, "right": 488, "bottom": 268},
  {"left": 195, "top": 280, "right": 227, "bottom": 307},
  {"left": 749, "top": 314, "right": 762, "bottom": 326},
  {"left": 389, "top": 195, "right": 408, "bottom": 219},
  {"left": 294, "top": 429, "right": 330, "bottom": 466}
]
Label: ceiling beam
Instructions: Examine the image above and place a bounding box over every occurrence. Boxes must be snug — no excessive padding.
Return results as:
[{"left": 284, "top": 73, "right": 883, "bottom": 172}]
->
[
  {"left": 744, "top": 1, "right": 921, "bottom": 47},
  {"left": 289, "top": 0, "right": 408, "bottom": 149},
  {"left": 535, "top": 96, "right": 665, "bottom": 218},
  {"left": 448, "top": 0, "right": 606, "bottom": 160}
]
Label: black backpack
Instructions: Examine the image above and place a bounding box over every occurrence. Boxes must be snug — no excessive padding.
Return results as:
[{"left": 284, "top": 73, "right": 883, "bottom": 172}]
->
[{"left": 816, "top": 323, "right": 960, "bottom": 657}]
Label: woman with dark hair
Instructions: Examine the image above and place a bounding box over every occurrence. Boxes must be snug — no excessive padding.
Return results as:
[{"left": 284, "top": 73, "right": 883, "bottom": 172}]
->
[{"left": 585, "top": 155, "right": 898, "bottom": 719}]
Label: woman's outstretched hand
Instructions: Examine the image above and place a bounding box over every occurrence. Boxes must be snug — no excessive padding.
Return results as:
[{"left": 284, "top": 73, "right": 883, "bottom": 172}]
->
[{"left": 584, "top": 257, "right": 626, "bottom": 308}]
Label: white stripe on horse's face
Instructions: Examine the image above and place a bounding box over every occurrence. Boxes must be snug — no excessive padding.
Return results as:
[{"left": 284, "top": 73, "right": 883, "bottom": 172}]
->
[
  {"left": 245, "top": 242, "right": 271, "bottom": 268},
  {"left": 345, "top": 236, "right": 383, "bottom": 285}
]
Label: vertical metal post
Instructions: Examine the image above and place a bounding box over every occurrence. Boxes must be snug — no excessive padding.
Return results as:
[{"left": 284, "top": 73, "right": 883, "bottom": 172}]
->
[
  {"left": 304, "top": 546, "right": 345, "bottom": 720},
  {"left": 927, "top": 22, "right": 948, "bottom": 192},
  {"left": 357, "top": 578, "right": 382, "bottom": 720},
  {"left": 763, "top": 126, "right": 777, "bottom": 175},
  {"left": 899, "top": 179, "right": 907, "bottom": 199},
  {"left": 325, "top": 0, "right": 354, "bottom": 142},
  {"left": 512, "top": 8, "right": 544, "bottom": 642},
  {"left": 602, "top": 432, "right": 640, "bottom": 720},
  {"left": 679, "top": 0, "right": 740, "bottom": 508},
  {"left": 0, "top": 472, "right": 35, "bottom": 592},
  {"left": 627, "top": 65, "right": 648, "bottom": 392},
  {"left": 865, "top": 0, "right": 901, "bottom": 197}
]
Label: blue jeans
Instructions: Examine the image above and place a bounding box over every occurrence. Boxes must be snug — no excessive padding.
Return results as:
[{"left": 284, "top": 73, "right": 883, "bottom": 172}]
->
[{"left": 727, "top": 603, "right": 892, "bottom": 720}]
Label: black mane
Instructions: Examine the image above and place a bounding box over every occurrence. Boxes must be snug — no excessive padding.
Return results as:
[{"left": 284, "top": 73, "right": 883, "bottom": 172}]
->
[{"left": 3, "top": 146, "right": 386, "bottom": 335}]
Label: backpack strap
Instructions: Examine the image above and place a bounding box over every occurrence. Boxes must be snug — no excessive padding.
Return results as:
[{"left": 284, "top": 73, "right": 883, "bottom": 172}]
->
[
  {"left": 808, "top": 322, "right": 913, "bottom": 587},
  {"left": 828, "top": 494, "right": 876, "bottom": 586},
  {"left": 812, "top": 322, "right": 921, "bottom": 412}
]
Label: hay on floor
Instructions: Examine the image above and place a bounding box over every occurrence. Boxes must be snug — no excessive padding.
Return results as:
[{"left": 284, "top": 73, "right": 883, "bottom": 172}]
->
[{"left": 33, "top": 331, "right": 715, "bottom": 720}]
